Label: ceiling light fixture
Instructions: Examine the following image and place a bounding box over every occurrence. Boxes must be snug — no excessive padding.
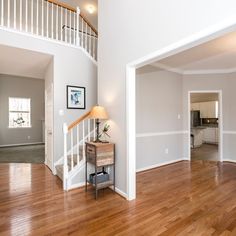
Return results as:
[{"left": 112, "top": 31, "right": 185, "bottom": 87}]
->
[{"left": 86, "top": 5, "right": 96, "bottom": 14}]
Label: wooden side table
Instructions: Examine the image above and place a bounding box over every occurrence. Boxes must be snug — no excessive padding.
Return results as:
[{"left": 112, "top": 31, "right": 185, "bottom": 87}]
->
[{"left": 85, "top": 142, "right": 115, "bottom": 199}]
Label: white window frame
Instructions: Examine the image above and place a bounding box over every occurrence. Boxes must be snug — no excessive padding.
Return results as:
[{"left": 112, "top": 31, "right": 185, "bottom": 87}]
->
[{"left": 8, "top": 97, "right": 32, "bottom": 128}]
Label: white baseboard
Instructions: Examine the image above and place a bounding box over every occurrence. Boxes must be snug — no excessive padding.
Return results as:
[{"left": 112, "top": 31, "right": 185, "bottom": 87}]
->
[
  {"left": 69, "top": 182, "right": 85, "bottom": 190},
  {"left": 0, "top": 142, "right": 44, "bottom": 148},
  {"left": 136, "top": 158, "right": 187, "bottom": 173},
  {"left": 223, "top": 159, "right": 236, "bottom": 163},
  {"left": 109, "top": 186, "right": 128, "bottom": 199}
]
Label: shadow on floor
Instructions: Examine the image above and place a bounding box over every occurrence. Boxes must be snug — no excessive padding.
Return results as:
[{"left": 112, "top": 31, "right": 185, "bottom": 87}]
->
[{"left": 0, "top": 144, "right": 45, "bottom": 163}]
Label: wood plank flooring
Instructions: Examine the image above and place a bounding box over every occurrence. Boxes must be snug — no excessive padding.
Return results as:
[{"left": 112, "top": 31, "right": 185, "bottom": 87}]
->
[
  {"left": 1, "top": 161, "right": 236, "bottom": 235},
  {"left": 191, "top": 144, "right": 218, "bottom": 161}
]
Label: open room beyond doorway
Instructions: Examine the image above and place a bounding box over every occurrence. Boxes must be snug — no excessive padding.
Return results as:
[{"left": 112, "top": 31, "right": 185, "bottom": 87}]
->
[
  {"left": 189, "top": 91, "right": 222, "bottom": 162},
  {"left": 0, "top": 45, "right": 53, "bottom": 168},
  {"left": 128, "top": 25, "right": 236, "bottom": 200}
]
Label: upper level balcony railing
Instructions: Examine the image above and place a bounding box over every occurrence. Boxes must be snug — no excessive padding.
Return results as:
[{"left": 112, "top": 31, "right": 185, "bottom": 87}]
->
[{"left": 0, "top": 0, "right": 98, "bottom": 60}]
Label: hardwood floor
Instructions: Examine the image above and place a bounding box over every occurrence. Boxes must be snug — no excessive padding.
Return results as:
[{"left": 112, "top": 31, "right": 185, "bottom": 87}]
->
[
  {"left": 1, "top": 161, "right": 236, "bottom": 235},
  {"left": 191, "top": 144, "right": 218, "bottom": 161}
]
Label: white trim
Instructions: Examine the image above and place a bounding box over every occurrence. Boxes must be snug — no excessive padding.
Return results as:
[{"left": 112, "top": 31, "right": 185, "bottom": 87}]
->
[
  {"left": 152, "top": 62, "right": 236, "bottom": 75},
  {"left": 187, "top": 90, "right": 223, "bottom": 162},
  {"left": 126, "top": 17, "right": 236, "bottom": 201},
  {"left": 223, "top": 131, "right": 236, "bottom": 134},
  {"left": 110, "top": 186, "right": 128, "bottom": 199},
  {"left": 0, "top": 26, "right": 97, "bottom": 66},
  {"left": 0, "top": 142, "right": 44, "bottom": 148},
  {"left": 68, "top": 181, "right": 85, "bottom": 190},
  {"left": 136, "top": 130, "right": 188, "bottom": 138},
  {"left": 136, "top": 158, "right": 187, "bottom": 173},
  {"left": 183, "top": 68, "right": 236, "bottom": 75},
  {"left": 223, "top": 159, "right": 236, "bottom": 163},
  {"left": 126, "top": 66, "right": 136, "bottom": 201}
]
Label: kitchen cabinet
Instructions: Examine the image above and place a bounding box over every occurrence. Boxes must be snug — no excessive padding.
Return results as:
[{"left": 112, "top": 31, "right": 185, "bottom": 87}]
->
[
  {"left": 191, "top": 103, "right": 200, "bottom": 111},
  {"left": 191, "top": 101, "right": 218, "bottom": 118},
  {"left": 203, "top": 127, "right": 218, "bottom": 144}
]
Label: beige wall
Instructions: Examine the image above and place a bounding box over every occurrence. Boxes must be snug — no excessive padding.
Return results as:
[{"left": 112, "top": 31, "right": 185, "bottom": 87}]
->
[{"left": 0, "top": 74, "right": 45, "bottom": 146}]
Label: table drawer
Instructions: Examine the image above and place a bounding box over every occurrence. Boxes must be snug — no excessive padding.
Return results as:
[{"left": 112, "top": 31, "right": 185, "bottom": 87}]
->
[{"left": 87, "top": 145, "right": 96, "bottom": 155}]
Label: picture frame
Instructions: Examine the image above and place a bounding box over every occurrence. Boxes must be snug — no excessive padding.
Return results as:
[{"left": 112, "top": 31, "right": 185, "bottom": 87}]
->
[{"left": 67, "top": 85, "right": 86, "bottom": 109}]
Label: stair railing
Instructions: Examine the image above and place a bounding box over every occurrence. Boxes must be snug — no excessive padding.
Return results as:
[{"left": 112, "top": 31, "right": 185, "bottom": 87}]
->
[
  {"left": 63, "top": 110, "right": 96, "bottom": 190},
  {"left": 0, "top": 0, "right": 98, "bottom": 60}
]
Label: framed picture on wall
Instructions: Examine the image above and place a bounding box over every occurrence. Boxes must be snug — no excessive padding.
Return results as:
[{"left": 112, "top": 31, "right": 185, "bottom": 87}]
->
[{"left": 67, "top": 85, "right": 86, "bottom": 109}]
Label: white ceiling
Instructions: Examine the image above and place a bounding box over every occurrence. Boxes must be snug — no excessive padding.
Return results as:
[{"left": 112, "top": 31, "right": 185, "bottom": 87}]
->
[
  {"left": 0, "top": 45, "right": 52, "bottom": 79},
  {"left": 191, "top": 93, "right": 218, "bottom": 103},
  {"left": 63, "top": 0, "right": 98, "bottom": 30},
  {"left": 151, "top": 31, "right": 236, "bottom": 74}
]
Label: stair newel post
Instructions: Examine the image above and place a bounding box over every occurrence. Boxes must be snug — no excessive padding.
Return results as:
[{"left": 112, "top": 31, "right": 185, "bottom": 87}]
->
[
  {"left": 77, "top": 124, "right": 79, "bottom": 165},
  {"left": 76, "top": 7, "right": 80, "bottom": 46},
  {"left": 83, "top": 120, "right": 85, "bottom": 160},
  {"left": 63, "top": 123, "right": 68, "bottom": 190}
]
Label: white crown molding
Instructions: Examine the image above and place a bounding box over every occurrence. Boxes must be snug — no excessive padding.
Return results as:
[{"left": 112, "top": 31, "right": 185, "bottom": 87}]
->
[
  {"left": 183, "top": 68, "right": 236, "bottom": 75},
  {"left": 151, "top": 62, "right": 236, "bottom": 75},
  {"left": 151, "top": 62, "right": 183, "bottom": 74}
]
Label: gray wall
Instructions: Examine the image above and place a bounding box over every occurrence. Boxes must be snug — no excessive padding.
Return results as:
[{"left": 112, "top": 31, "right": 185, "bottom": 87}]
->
[
  {"left": 136, "top": 69, "right": 184, "bottom": 170},
  {"left": 183, "top": 72, "right": 236, "bottom": 161},
  {"left": 0, "top": 74, "right": 45, "bottom": 146},
  {"left": 0, "top": 29, "right": 97, "bottom": 163}
]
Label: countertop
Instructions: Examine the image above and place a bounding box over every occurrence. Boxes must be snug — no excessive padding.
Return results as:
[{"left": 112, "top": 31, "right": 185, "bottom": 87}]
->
[{"left": 192, "top": 125, "right": 218, "bottom": 130}]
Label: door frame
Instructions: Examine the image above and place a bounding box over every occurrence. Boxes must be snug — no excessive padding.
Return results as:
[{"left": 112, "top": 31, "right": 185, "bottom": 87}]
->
[
  {"left": 45, "top": 82, "right": 54, "bottom": 173},
  {"left": 126, "top": 19, "right": 236, "bottom": 201},
  {"left": 188, "top": 90, "right": 223, "bottom": 162}
]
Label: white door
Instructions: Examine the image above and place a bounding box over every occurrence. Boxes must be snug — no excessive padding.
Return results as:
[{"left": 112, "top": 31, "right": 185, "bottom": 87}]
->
[{"left": 45, "top": 84, "right": 54, "bottom": 171}]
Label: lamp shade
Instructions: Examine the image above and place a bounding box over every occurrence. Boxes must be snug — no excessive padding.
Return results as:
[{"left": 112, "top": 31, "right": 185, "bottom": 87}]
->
[{"left": 89, "top": 105, "right": 109, "bottom": 120}]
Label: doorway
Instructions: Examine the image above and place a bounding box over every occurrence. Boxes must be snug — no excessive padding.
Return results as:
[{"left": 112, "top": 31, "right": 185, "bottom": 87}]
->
[{"left": 188, "top": 91, "right": 222, "bottom": 162}]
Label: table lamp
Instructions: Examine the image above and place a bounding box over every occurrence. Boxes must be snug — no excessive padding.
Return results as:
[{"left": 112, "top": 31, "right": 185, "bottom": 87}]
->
[{"left": 89, "top": 105, "right": 109, "bottom": 142}]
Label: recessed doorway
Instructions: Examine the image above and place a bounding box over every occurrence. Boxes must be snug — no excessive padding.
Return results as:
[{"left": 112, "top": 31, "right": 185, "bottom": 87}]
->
[{"left": 188, "top": 91, "right": 222, "bottom": 162}]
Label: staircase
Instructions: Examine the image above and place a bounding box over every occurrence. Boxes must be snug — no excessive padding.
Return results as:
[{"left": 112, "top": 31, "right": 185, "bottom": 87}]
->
[
  {"left": 55, "top": 110, "right": 96, "bottom": 190},
  {"left": 0, "top": 0, "right": 98, "bottom": 60}
]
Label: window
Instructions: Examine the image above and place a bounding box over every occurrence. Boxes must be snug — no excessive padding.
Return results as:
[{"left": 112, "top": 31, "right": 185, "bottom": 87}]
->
[{"left": 9, "top": 98, "right": 31, "bottom": 128}]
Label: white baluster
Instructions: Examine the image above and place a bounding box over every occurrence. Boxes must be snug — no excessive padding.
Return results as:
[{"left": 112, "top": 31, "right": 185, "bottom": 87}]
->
[
  {"left": 51, "top": 3, "right": 53, "bottom": 38},
  {"left": 56, "top": 4, "right": 58, "bottom": 40},
  {"left": 7, "top": 0, "right": 10, "bottom": 27},
  {"left": 36, "top": 0, "right": 38, "bottom": 35},
  {"left": 93, "top": 32, "right": 95, "bottom": 58},
  {"left": 69, "top": 10, "right": 71, "bottom": 44},
  {"left": 73, "top": 11, "right": 76, "bottom": 45},
  {"left": 20, "top": 0, "right": 22, "bottom": 30},
  {"left": 63, "top": 123, "right": 68, "bottom": 190},
  {"left": 41, "top": 0, "right": 44, "bottom": 36},
  {"left": 26, "top": 0, "right": 28, "bottom": 32},
  {"left": 13, "top": 0, "right": 16, "bottom": 29},
  {"left": 31, "top": 0, "right": 33, "bottom": 33},
  {"left": 76, "top": 7, "right": 80, "bottom": 46},
  {"left": 85, "top": 23, "right": 88, "bottom": 51},
  {"left": 60, "top": 6, "right": 63, "bottom": 41},
  {"left": 83, "top": 120, "right": 85, "bottom": 160},
  {"left": 65, "top": 9, "right": 67, "bottom": 42},
  {"left": 77, "top": 124, "right": 79, "bottom": 165},
  {"left": 88, "top": 119, "right": 90, "bottom": 141},
  {"left": 89, "top": 27, "right": 92, "bottom": 55},
  {"left": 71, "top": 129, "right": 73, "bottom": 170},
  {"left": 93, "top": 119, "right": 96, "bottom": 141},
  {"left": 46, "top": 1, "right": 48, "bottom": 38},
  {"left": 1, "top": 0, "right": 4, "bottom": 26},
  {"left": 81, "top": 17, "right": 84, "bottom": 48}
]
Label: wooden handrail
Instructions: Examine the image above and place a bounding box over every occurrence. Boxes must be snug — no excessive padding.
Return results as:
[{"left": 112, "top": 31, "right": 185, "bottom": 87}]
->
[
  {"left": 45, "top": 0, "right": 98, "bottom": 36},
  {"left": 68, "top": 111, "right": 91, "bottom": 131},
  {"left": 46, "top": 0, "right": 76, "bottom": 12},
  {"left": 80, "top": 13, "right": 98, "bottom": 36}
]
